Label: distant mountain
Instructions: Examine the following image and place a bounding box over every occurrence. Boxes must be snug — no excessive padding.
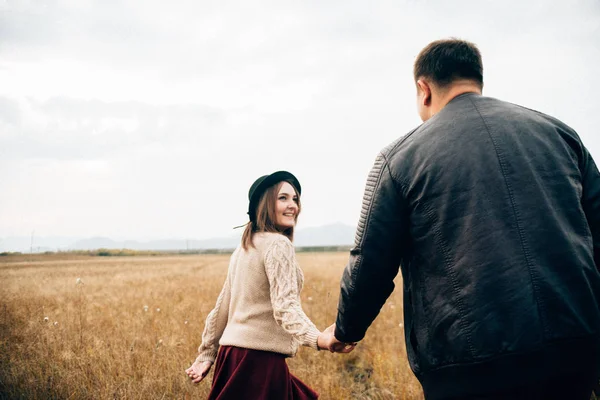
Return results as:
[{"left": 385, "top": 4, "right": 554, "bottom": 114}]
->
[
  {"left": 67, "top": 236, "right": 241, "bottom": 251},
  {"left": 71, "top": 237, "right": 121, "bottom": 250},
  {"left": 294, "top": 222, "right": 355, "bottom": 247},
  {"left": 1, "top": 223, "right": 356, "bottom": 252},
  {"left": 0, "top": 236, "right": 79, "bottom": 253}
]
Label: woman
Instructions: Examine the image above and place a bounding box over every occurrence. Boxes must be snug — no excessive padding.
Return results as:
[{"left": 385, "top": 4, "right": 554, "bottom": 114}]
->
[{"left": 185, "top": 171, "right": 352, "bottom": 399}]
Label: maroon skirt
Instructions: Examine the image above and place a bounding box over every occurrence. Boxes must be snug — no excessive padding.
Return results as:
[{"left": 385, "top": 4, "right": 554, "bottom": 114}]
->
[{"left": 208, "top": 346, "right": 319, "bottom": 400}]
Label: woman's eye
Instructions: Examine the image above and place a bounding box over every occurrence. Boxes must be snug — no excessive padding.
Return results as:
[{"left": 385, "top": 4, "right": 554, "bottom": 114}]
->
[{"left": 279, "top": 196, "right": 286, "bottom": 201}]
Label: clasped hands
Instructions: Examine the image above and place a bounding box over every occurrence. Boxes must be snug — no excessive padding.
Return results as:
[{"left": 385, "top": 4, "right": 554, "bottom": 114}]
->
[{"left": 317, "top": 323, "right": 357, "bottom": 353}]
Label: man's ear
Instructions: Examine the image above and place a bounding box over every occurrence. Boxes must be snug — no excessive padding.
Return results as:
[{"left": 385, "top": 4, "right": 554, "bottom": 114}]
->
[{"left": 416, "top": 79, "right": 432, "bottom": 106}]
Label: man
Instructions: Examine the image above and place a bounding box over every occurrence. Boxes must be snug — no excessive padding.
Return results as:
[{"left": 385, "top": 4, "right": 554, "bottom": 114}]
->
[{"left": 332, "top": 39, "right": 600, "bottom": 399}]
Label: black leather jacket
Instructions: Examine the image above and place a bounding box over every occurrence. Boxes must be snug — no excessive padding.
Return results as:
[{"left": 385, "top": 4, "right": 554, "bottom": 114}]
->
[{"left": 335, "top": 93, "right": 600, "bottom": 399}]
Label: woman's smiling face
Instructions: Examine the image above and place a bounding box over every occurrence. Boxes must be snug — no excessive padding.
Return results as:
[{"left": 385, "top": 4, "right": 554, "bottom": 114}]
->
[{"left": 274, "top": 181, "right": 299, "bottom": 230}]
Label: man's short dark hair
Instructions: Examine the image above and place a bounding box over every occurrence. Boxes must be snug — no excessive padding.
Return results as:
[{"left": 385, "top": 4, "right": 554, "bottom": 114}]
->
[{"left": 414, "top": 38, "right": 483, "bottom": 88}]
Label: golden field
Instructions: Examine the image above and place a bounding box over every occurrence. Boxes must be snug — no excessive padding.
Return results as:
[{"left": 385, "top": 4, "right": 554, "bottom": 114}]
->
[{"left": 0, "top": 252, "right": 423, "bottom": 399}]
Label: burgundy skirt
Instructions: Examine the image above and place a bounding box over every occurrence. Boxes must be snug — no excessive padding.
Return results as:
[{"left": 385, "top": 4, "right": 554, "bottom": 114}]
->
[{"left": 208, "top": 346, "right": 319, "bottom": 400}]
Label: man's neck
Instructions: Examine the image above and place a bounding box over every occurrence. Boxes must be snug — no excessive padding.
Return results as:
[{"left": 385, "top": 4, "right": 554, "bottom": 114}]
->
[{"left": 433, "top": 82, "right": 482, "bottom": 116}]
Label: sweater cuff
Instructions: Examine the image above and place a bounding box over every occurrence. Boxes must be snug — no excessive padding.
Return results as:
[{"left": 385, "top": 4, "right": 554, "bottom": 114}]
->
[
  {"left": 305, "top": 327, "right": 321, "bottom": 351},
  {"left": 195, "top": 349, "right": 218, "bottom": 364}
]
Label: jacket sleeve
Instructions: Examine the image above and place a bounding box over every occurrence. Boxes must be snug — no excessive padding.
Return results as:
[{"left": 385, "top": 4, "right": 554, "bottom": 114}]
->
[
  {"left": 335, "top": 153, "right": 408, "bottom": 343},
  {"left": 581, "top": 147, "right": 600, "bottom": 269},
  {"left": 194, "top": 276, "right": 231, "bottom": 364},
  {"left": 264, "top": 236, "right": 321, "bottom": 350}
]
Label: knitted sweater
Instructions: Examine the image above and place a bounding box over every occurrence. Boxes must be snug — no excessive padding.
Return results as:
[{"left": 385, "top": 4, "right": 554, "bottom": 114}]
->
[{"left": 194, "top": 232, "right": 321, "bottom": 364}]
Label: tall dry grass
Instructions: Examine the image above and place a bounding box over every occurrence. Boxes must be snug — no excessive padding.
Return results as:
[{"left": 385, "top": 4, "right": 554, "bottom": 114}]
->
[{"left": 0, "top": 253, "right": 423, "bottom": 399}]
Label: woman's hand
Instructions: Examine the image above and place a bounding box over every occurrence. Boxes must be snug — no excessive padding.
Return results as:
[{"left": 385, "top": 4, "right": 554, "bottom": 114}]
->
[
  {"left": 185, "top": 360, "right": 213, "bottom": 384},
  {"left": 318, "top": 323, "right": 357, "bottom": 353}
]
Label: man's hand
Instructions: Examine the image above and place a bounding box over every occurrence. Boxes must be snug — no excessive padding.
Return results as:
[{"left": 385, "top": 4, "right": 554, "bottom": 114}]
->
[
  {"left": 185, "top": 360, "right": 213, "bottom": 384},
  {"left": 317, "top": 323, "right": 357, "bottom": 353}
]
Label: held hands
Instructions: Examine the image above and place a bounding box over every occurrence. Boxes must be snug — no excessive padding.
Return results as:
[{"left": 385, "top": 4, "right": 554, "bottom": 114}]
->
[
  {"left": 317, "top": 323, "right": 357, "bottom": 353},
  {"left": 185, "top": 360, "right": 213, "bottom": 384}
]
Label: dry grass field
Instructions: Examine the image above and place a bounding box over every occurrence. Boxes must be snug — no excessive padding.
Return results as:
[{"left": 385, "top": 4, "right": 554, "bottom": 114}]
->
[{"left": 0, "top": 252, "right": 423, "bottom": 399}]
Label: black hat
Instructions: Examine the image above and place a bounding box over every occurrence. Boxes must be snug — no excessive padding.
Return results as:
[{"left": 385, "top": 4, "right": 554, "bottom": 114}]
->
[{"left": 247, "top": 171, "right": 301, "bottom": 222}]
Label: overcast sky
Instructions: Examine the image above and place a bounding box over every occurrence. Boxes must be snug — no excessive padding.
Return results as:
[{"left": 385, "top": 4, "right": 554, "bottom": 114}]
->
[{"left": 1, "top": 0, "right": 599, "bottom": 241}]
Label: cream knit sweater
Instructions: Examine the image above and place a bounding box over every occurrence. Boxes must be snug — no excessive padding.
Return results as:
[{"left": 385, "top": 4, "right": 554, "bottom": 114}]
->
[{"left": 194, "top": 232, "right": 321, "bottom": 364}]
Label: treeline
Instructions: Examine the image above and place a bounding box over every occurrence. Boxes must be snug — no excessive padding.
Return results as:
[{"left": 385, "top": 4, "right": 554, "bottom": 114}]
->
[
  {"left": 0, "top": 249, "right": 231, "bottom": 257},
  {"left": 1, "top": 246, "right": 352, "bottom": 257},
  {"left": 296, "top": 246, "right": 352, "bottom": 253}
]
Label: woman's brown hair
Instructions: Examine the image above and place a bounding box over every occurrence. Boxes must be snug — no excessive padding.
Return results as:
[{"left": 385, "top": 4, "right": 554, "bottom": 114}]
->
[{"left": 241, "top": 180, "right": 301, "bottom": 250}]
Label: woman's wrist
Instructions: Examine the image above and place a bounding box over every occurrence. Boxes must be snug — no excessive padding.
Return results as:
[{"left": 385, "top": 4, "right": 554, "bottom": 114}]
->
[{"left": 316, "top": 331, "right": 327, "bottom": 351}]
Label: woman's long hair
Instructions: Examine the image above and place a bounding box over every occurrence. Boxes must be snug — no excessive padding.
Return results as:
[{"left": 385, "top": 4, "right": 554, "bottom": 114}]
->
[{"left": 241, "top": 180, "right": 301, "bottom": 250}]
